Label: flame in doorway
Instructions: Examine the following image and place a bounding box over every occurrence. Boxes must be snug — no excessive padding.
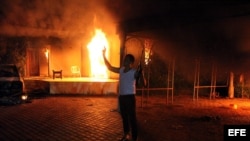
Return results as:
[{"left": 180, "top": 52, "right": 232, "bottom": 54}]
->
[{"left": 87, "top": 29, "right": 109, "bottom": 78}]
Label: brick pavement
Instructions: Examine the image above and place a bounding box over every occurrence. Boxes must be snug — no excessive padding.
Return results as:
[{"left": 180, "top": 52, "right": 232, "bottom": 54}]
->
[
  {"left": 0, "top": 94, "right": 250, "bottom": 141},
  {"left": 0, "top": 96, "right": 123, "bottom": 141}
]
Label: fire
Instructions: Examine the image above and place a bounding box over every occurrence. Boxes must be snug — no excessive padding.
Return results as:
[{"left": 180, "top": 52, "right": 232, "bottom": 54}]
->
[
  {"left": 230, "top": 104, "right": 238, "bottom": 110},
  {"left": 44, "top": 48, "right": 49, "bottom": 60},
  {"left": 87, "top": 29, "right": 109, "bottom": 78}
]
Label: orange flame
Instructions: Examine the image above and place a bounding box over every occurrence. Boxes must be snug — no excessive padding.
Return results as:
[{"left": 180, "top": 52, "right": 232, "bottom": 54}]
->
[{"left": 87, "top": 29, "right": 109, "bottom": 78}]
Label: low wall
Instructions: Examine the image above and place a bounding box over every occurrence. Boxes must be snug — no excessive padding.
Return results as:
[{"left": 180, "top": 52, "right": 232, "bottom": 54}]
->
[{"left": 24, "top": 77, "right": 118, "bottom": 95}]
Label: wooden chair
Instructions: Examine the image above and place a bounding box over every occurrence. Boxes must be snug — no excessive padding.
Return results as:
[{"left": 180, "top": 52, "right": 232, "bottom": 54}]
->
[{"left": 53, "top": 70, "right": 62, "bottom": 79}]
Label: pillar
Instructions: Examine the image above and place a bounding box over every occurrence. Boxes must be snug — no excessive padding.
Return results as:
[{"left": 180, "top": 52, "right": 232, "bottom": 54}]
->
[{"left": 228, "top": 72, "right": 234, "bottom": 98}]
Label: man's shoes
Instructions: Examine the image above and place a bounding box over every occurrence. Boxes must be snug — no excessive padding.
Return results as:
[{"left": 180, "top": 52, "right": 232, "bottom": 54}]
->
[
  {"left": 119, "top": 134, "right": 129, "bottom": 141},
  {"left": 110, "top": 109, "right": 117, "bottom": 112}
]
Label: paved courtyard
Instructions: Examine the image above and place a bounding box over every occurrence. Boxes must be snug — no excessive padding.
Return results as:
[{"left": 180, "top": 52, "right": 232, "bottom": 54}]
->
[{"left": 0, "top": 94, "right": 250, "bottom": 141}]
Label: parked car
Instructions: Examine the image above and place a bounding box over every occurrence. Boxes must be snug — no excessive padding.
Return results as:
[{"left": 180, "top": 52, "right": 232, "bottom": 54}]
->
[{"left": 0, "top": 64, "right": 29, "bottom": 105}]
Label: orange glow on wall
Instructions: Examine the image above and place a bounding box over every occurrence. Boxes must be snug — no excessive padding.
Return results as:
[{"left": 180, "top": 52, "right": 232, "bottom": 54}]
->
[
  {"left": 87, "top": 29, "right": 109, "bottom": 78},
  {"left": 44, "top": 48, "right": 49, "bottom": 60}
]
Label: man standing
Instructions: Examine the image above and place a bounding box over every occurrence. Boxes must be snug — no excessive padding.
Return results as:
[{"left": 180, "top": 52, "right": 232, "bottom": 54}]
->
[{"left": 103, "top": 48, "right": 141, "bottom": 141}]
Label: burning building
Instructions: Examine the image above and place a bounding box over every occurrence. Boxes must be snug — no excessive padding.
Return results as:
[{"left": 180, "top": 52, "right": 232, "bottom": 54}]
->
[
  {"left": 1, "top": 0, "right": 250, "bottom": 97},
  {"left": 0, "top": 0, "right": 122, "bottom": 80}
]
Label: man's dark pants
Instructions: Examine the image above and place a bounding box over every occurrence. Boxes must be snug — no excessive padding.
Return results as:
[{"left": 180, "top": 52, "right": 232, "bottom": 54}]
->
[{"left": 119, "top": 95, "right": 137, "bottom": 140}]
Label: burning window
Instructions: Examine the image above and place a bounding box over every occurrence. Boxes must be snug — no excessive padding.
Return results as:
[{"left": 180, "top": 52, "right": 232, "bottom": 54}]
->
[{"left": 87, "top": 29, "right": 109, "bottom": 78}]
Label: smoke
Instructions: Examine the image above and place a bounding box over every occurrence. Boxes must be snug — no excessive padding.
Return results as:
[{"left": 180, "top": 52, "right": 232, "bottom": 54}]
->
[
  {"left": 0, "top": 0, "right": 118, "bottom": 37},
  {"left": 2, "top": 0, "right": 250, "bottom": 70}
]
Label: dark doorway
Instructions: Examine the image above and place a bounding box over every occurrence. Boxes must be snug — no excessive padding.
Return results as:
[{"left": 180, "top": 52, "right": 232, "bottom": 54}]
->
[{"left": 26, "top": 48, "right": 39, "bottom": 76}]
